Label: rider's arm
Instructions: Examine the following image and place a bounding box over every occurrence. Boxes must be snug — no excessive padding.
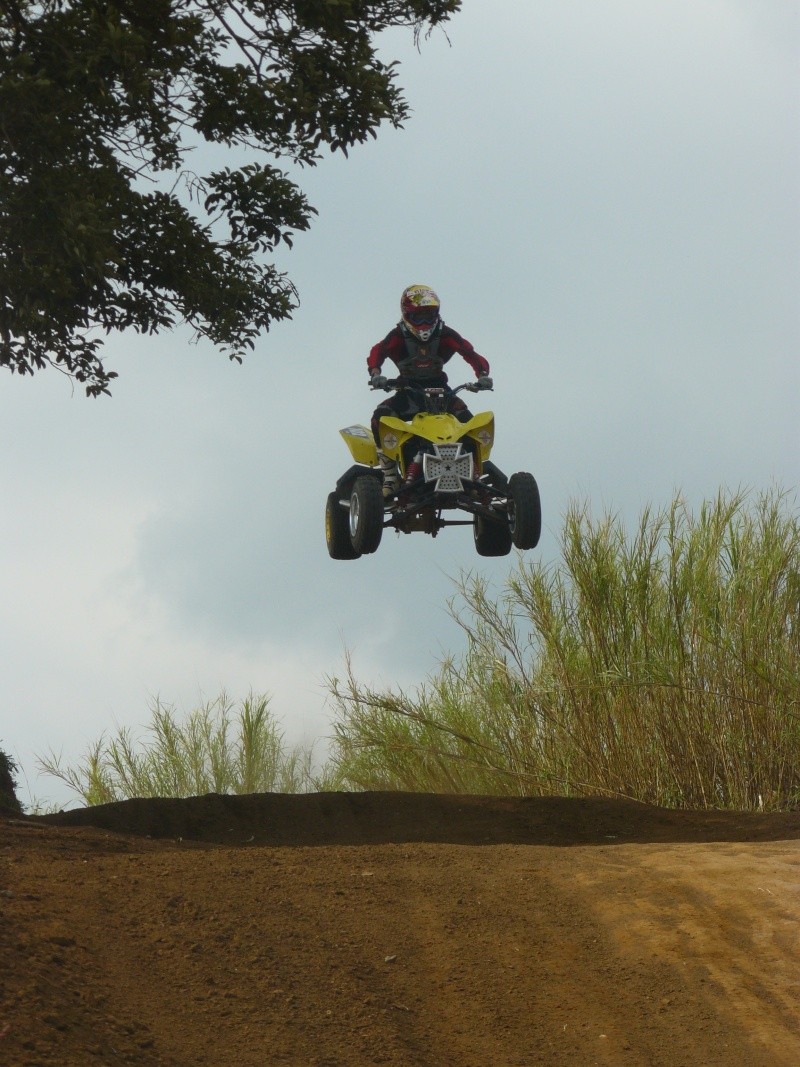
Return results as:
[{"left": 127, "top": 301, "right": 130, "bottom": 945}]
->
[
  {"left": 441, "top": 326, "right": 490, "bottom": 378},
  {"left": 367, "top": 344, "right": 384, "bottom": 376},
  {"left": 367, "top": 329, "right": 402, "bottom": 376}
]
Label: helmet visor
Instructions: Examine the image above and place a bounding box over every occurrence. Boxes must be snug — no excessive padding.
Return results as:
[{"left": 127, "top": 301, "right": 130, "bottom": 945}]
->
[{"left": 406, "top": 307, "right": 439, "bottom": 328}]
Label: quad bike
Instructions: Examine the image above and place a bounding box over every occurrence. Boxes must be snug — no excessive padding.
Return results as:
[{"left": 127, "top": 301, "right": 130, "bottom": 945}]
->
[{"left": 325, "top": 379, "right": 541, "bottom": 559}]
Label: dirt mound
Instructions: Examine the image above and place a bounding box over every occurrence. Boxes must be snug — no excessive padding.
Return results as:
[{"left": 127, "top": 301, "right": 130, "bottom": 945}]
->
[
  {"left": 34, "top": 790, "right": 800, "bottom": 846},
  {"left": 3, "top": 793, "right": 799, "bottom": 1066}
]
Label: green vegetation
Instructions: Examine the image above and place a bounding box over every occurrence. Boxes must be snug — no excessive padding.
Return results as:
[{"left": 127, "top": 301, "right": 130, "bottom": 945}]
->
[
  {"left": 38, "top": 693, "right": 336, "bottom": 805},
  {"left": 0, "top": 744, "right": 23, "bottom": 815},
  {"left": 329, "top": 489, "right": 800, "bottom": 811},
  {"left": 0, "top": 0, "right": 460, "bottom": 394},
  {"left": 31, "top": 489, "right": 800, "bottom": 813}
]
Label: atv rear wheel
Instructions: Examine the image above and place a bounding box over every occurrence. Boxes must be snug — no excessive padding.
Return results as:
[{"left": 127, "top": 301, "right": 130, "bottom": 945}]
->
[
  {"left": 326, "top": 491, "right": 360, "bottom": 560},
  {"left": 349, "top": 476, "right": 384, "bottom": 554},
  {"left": 508, "top": 472, "right": 541, "bottom": 549},
  {"left": 474, "top": 513, "right": 512, "bottom": 556}
]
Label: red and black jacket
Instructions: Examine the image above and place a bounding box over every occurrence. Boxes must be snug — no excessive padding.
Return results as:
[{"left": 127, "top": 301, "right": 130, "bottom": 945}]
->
[{"left": 367, "top": 323, "right": 490, "bottom": 386}]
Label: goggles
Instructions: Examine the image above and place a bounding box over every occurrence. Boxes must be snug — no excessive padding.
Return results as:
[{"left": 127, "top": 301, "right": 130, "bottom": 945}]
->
[{"left": 406, "top": 307, "right": 439, "bottom": 327}]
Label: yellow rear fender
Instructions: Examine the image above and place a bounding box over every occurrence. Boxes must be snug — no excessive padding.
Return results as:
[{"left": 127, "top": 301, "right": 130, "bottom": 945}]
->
[{"left": 339, "top": 424, "right": 378, "bottom": 466}]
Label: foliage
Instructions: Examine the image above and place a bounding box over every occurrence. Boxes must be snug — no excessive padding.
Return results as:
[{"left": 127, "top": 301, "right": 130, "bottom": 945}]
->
[
  {"left": 38, "top": 692, "right": 339, "bottom": 804},
  {"left": 0, "top": 0, "right": 460, "bottom": 394},
  {"left": 0, "top": 743, "right": 23, "bottom": 814},
  {"left": 329, "top": 488, "right": 800, "bottom": 810}
]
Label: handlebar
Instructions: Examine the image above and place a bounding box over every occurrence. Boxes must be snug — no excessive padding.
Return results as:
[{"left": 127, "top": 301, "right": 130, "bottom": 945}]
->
[{"left": 369, "top": 378, "right": 489, "bottom": 395}]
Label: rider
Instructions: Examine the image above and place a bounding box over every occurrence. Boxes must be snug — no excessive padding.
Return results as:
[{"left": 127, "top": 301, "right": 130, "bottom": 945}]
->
[{"left": 368, "top": 284, "right": 493, "bottom": 493}]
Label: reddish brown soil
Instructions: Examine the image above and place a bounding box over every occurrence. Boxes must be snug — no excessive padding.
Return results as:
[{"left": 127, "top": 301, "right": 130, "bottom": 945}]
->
[{"left": 2, "top": 792, "right": 799, "bottom": 1066}]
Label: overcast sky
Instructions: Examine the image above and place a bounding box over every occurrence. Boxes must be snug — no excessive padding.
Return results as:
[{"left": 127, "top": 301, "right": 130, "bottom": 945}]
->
[{"left": 2, "top": 0, "right": 798, "bottom": 808}]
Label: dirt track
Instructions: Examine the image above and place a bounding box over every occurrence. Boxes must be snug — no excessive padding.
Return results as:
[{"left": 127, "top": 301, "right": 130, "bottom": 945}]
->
[{"left": 2, "top": 792, "right": 799, "bottom": 1066}]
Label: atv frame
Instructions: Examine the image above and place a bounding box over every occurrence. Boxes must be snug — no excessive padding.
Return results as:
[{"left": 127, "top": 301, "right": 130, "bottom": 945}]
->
[{"left": 326, "top": 380, "right": 541, "bottom": 559}]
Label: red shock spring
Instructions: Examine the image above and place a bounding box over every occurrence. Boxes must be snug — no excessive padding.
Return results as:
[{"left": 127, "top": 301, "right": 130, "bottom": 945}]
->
[{"left": 405, "top": 456, "right": 422, "bottom": 484}]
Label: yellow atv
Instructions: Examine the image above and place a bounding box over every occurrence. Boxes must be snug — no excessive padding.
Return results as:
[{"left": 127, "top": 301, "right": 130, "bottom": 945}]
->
[{"left": 326, "top": 380, "right": 541, "bottom": 559}]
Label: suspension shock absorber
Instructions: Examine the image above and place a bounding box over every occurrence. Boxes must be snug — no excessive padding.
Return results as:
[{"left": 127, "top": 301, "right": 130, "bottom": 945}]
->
[{"left": 404, "top": 451, "right": 423, "bottom": 485}]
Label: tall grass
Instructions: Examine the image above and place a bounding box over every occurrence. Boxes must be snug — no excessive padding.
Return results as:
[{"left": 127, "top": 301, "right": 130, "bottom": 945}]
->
[
  {"left": 39, "top": 692, "right": 338, "bottom": 806},
  {"left": 330, "top": 489, "right": 800, "bottom": 810}
]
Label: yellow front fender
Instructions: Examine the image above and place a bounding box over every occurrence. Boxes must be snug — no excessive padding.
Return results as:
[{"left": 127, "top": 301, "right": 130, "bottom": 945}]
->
[
  {"left": 377, "top": 408, "right": 496, "bottom": 469},
  {"left": 377, "top": 416, "right": 417, "bottom": 462},
  {"left": 460, "top": 411, "right": 494, "bottom": 438}
]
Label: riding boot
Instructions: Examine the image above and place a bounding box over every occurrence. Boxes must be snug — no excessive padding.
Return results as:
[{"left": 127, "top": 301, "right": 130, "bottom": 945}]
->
[{"left": 377, "top": 452, "right": 400, "bottom": 498}]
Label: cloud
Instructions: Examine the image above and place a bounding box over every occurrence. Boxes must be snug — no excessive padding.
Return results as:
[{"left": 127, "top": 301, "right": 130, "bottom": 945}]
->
[{"left": 2, "top": 0, "right": 797, "bottom": 807}]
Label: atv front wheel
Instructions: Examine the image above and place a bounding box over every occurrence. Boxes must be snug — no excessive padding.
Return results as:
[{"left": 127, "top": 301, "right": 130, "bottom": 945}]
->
[
  {"left": 508, "top": 473, "right": 541, "bottom": 549},
  {"left": 349, "top": 476, "right": 384, "bottom": 554},
  {"left": 326, "top": 492, "right": 360, "bottom": 560},
  {"left": 474, "top": 513, "right": 512, "bottom": 556}
]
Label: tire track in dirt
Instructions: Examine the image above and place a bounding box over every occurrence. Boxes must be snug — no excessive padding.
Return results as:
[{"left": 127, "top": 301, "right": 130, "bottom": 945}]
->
[
  {"left": 338, "top": 844, "right": 780, "bottom": 1067},
  {"left": 571, "top": 842, "right": 800, "bottom": 1063}
]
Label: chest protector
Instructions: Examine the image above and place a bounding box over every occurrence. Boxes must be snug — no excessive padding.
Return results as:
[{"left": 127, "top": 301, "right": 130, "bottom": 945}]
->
[{"left": 395, "top": 327, "right": 445, "bottom": 379}]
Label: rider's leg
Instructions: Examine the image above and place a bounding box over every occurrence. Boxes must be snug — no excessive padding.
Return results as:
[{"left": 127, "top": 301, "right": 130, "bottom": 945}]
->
[
  {"left": 371, "top": 394, "right": 409, "bottom": 497},
  {"left": 446, "top": 393, "right": 473, "bottom": 423}
]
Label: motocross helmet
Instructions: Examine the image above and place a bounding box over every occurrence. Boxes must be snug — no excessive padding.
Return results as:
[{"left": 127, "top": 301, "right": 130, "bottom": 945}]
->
[{"left": 400, "top": 284, "right": 441, "bottom": 342}]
